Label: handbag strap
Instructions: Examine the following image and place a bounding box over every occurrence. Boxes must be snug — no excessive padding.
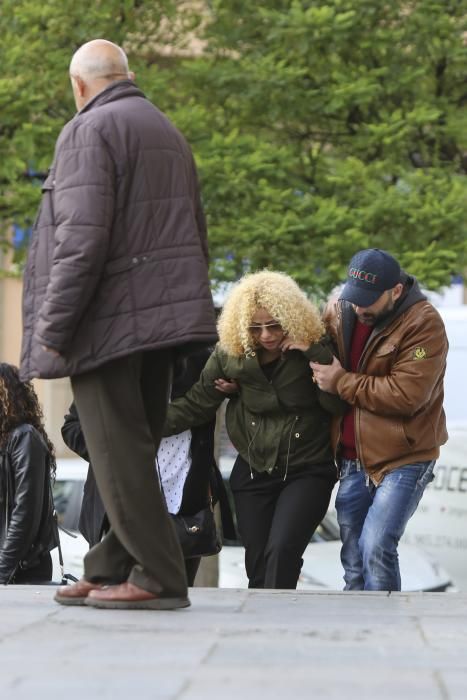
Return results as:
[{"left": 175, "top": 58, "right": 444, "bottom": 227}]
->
[
  {"left": 48, "top": 479, "right": 78, "bottom": 584},
  {"left": 49, "top": 480, "right": 64, "bottom": 577}
]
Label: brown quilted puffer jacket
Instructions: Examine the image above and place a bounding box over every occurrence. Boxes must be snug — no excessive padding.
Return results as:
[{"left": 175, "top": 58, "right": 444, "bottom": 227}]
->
[{"left": 20, "top": 80, "right": 216, "bottom": 381}]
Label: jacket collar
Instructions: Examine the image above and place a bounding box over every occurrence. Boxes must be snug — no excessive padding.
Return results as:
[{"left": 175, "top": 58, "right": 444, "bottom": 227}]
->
[
  {"left": 372, "top": 273, "right": 427, "bottom": 333},
  {"left": 337, "top": 273, "right": 427, "bottom": 361},
  {"left": 78, "top": 80, "right": 146, "bottom": 115}
]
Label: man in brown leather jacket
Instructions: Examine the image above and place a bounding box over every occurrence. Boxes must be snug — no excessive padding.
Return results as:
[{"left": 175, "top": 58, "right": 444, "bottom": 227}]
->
[
  {"left": 311, "top": 248, "right": 448, "bottom": 591},
  {"left": 21, "top": 40, "right": 217, "bottom": 609}
]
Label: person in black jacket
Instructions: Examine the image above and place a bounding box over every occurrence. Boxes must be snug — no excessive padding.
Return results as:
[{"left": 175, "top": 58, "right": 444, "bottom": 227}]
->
[
  {"left": 0, "top": 363, "right": 58, "bottom": 584},
  {"left": 62, "top": 347, "right": 234, "bottom": 586},
  {"left": 61, "top": 402, "right": 109, "bottom": 547}
]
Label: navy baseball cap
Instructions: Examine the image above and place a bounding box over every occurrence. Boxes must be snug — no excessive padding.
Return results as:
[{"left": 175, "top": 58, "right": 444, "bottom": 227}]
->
[{"left": 339, "top": 249, "right": 401, "bottom": 308}]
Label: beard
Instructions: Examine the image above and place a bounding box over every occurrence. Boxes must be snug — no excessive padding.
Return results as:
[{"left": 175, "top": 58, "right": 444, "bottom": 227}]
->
[{"left": 356, "top": 296, "right": 396, "bottom": 326}]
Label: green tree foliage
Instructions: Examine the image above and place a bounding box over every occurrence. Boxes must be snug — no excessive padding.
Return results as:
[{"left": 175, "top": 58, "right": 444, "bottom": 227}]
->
[
  {"left": 177, "top": 0, "right": 467, "bottom": 293},
  {"left": 1, "top": 1, "right": 466, "bottom": 294},
  {"left": 0, "top": 0, "right": 177, "bottom": 268}
]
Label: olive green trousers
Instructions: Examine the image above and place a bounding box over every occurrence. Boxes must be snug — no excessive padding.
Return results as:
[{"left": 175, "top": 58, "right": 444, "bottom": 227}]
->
[{"left": 71, "top": 350, "right": 187, "bottom": 597}]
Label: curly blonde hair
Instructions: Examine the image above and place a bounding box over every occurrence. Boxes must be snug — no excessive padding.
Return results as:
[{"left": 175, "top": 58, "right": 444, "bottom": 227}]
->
[{"left": 217, "top": 270, "right": 325, "bottom": 357}]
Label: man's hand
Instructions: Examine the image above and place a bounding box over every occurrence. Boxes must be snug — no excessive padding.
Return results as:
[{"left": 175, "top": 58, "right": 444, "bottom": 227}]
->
[{"left": 309, "top": 356, "right": 345, "bottom": 394}]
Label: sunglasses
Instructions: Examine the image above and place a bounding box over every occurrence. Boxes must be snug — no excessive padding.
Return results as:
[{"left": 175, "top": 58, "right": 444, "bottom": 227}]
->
[{"left": 248, "top": 322, "right": 284, "bottom": 335}]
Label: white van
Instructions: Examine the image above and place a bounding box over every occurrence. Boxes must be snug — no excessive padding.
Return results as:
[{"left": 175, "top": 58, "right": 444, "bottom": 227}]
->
[{"left": 402, "top": 306, "right": 467, "bottom": 590}]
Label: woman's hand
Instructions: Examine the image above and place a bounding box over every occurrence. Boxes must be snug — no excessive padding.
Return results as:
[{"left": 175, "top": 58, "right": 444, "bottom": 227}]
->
[
  {"left": 280, "top": 338, "right": 309, "bottom": 353},
  {"left": 214, "top": 378, "right": 239, "bottom": 394}
]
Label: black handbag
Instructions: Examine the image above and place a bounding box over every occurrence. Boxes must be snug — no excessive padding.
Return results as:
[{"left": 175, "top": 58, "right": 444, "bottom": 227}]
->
[
  {"left": 171, "top": 502, "right": 222, "bottom": 559},
  {"left": 156, "top": 458, "right": 221, "bottom": 559}
]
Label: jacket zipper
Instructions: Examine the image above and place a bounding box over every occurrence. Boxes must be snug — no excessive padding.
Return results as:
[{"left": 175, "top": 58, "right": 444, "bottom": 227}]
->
[
  {"left": 337, "top": 301, "right": 378, "bottom": 473},
  {"left": 247, "top": 416, "right": 262, "bottom": 479},
  {"left": 353, "top": 316, "right": 399, "bottom": 471},
  {"left": 282, "top": 416, "right": 299, "bottom": 482}
]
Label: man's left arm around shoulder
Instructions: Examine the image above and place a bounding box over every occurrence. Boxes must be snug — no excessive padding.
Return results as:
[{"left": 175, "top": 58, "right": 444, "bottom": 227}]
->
[
  {"left": 35, "top": 123, "right": 114, "bottom": 354},
  {"left": 311, "top": 307, "right": 448, "bottom": 417}
]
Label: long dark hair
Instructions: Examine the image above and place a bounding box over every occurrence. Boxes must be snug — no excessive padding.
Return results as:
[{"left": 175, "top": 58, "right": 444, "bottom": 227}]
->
[
  {"left": 0, "top": 363, "right": 56, "bottom": 475},
  {"left": 171, "top": 345, "right": 213, "bottom": 399}
]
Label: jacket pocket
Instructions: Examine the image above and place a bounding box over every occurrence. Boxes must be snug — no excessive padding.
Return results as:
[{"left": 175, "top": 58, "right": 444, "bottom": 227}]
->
[
  {"left": 359, "top": 410, "right": 411, "bottom": 467},
  {"left": 29, "top": 169, "right": 55, "bottom": 235},
  {"left": 371, "top": 342, "right": 398, "bottom": 375},
  {"left": 34, "top": 168, "right": 56, "bottom": 232},
  {"left": 41, "top": 179, "right": 54, "bottom": 193},
  {"left": 41, "top": 167, "right": 55, "bottom": 192},
  {"left": 103, "top": 253, "right": 153, "bottom": 277},
  {"left": 374, "top": 342, "right": 397, "bottom": 358}
]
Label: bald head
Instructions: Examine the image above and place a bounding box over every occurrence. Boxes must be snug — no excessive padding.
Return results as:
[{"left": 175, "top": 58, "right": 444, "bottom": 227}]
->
[
  {"left": 70, "top": 39, "right": 129, "bottom": 81},
  {"left": 69, "top": 39, "right": 134, "bottom": 111}
]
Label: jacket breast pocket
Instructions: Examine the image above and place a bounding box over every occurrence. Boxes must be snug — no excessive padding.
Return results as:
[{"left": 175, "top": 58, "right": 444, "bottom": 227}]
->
[
  {"left": 375, "top": 342, "right": 398, "bottom": 357},
  {"left": 373, "top": 342, "right": 398, "bottom": 374}
]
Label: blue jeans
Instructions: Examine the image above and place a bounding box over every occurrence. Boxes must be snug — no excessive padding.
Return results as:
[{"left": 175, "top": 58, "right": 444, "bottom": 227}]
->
[{"left": 335, "top": 459, "right": 435, "bottom": 591}]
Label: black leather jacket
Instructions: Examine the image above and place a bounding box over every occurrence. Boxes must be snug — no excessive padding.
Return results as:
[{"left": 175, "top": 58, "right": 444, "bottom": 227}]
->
[{"left": 0, "top": 424, "right": 57, "bottom": 583}]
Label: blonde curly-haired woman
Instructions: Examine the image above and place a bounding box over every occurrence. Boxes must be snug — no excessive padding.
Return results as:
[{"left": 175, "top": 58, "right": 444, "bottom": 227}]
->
[{"left": 163, "top": 271, "right": 345, "bottom": 589}]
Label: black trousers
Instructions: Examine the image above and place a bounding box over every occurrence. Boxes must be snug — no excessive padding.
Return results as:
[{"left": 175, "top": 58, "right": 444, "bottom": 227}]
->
[
  {"left": 184, "top": 558, "right": 201, "bottom": 587},
  {"left": 71, "top": 350, "right": 187, "bottom": 597},
  {"left": 230, "top": 455, "right": 336, "bottom": 589}
]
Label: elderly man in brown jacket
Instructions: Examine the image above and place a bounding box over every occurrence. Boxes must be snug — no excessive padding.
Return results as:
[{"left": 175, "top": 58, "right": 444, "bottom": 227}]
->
[
  {"left": 20, "top": 39, "right": 217, "bottom": 609},
  {"left": 311, "top": 248, "right": 448, "bottom": 591}
]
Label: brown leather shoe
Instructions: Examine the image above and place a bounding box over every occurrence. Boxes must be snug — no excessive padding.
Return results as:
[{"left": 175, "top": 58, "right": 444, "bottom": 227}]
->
[
  {"left": 54, "top": 579, "right": 104, "bottom": 606},
  {"left": 85, "top": 581, "right": 190, "bottom": 610}
]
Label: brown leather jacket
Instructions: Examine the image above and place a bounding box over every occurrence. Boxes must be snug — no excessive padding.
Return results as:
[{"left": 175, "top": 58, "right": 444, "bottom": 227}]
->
[
  {"left": 323, "top": 275, "right": 448, "bottom": 483},
  {"left": 20, "top": 80, "right": 216, "bottom": 381}
]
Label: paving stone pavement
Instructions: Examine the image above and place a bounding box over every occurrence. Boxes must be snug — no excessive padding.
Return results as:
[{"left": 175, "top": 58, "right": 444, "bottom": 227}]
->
[{"left": 1, "top": 586, "right": 466, "bottom": 700}]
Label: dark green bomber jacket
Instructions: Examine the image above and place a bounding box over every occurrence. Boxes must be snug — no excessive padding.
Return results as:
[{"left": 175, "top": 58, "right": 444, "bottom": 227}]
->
[{"left": 163, "top": 340, "right": 346, "bottom": 474}]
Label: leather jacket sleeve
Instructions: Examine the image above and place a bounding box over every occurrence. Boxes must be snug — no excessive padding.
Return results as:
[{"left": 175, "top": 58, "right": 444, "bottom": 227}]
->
[
  {"left": 61, "top": 402, "right": 90, "bottom": 461},
  {"left": 0, "top": 429, "right": 48, "bottom": 583},
  {"left": 336, "top": 305, "right": 448, "bottom": 417},
  {"left": 163, "top": 347, "right": 227, "bottom": 436}
]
